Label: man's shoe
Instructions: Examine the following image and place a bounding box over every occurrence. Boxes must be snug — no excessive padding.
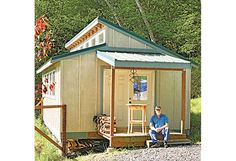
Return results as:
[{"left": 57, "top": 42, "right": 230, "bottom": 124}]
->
[
  {"left": 150, "top": 142, "right": 160, "bottom": 148},
  {"left": 164, "top": 143, "right": 168, "bottom": 148}
]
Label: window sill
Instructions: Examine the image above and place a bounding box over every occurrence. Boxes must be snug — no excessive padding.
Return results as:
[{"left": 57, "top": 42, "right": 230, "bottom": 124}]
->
[{"left": 43, "top": 95, "right": 56, "bottom": 100}]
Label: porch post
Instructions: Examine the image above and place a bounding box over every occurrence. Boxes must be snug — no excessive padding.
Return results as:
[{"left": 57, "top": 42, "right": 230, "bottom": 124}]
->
[
  {"left": 181, "top": 70, "right": 186, "bottom": 134},
  {"left": 109, "top": 67, "right": 115, "bottom": 146}
]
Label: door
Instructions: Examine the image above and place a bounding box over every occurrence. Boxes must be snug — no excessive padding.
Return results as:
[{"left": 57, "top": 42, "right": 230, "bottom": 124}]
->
[{"left": 128, "top": 70, "right": 155, "bottom": 126}]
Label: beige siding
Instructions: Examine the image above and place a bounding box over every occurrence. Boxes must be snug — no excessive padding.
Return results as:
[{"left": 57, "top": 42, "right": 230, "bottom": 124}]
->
[
  {"left": 61, "top": 52, "right": 100, "bottom": 132},
  {"left": 114, "top": 70, "right": 129, "bottom": 127},
  {"left": 42, "top": 62, "right": 62, "bottom": 141},
  {"left": 105, "top": 26, "right": 153, "bottom": 49},
  {"left": 129, "top": 37, "right": 146, "bottom": 48},
  {"left": 79, "top": 53, "right": 98, "bottom": 131},
  {"left": 157, "top": 70, "right": 191, "bottom": 131},
  {"left": 97, "top": 59, "right": 110, "bottom": 115},
  {"left": 61, "top": 57, "right": 80, "bottom": 132}
]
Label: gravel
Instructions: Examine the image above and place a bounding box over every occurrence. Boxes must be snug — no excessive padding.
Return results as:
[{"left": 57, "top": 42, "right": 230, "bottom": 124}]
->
[{"left": 92, "top": 144, "right": 201, "bottom": 161}]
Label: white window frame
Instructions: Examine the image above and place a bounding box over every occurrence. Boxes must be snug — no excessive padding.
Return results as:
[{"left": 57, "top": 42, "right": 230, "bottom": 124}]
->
[
  {"left": 43, "top": 70, "right": 56, "bottom": 99},
  {"left": 70, "top": 29, "right": 106, "bottom": 52},
  {"left": 98, "top": 32, "right": 105, "bottom": 44}
]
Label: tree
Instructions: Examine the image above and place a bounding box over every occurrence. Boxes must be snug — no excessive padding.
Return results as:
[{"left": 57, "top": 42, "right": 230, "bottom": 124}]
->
[{"left": 35, "top": 15, "right": 55, "bottom": 104}]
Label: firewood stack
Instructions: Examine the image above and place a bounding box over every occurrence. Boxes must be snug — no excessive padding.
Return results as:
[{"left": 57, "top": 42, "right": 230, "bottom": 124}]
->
[{"left": 96, "top": 115, "right": 116, "bottom": 134}]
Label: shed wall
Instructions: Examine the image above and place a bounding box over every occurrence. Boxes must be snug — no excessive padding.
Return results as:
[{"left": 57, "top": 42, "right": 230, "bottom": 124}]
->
[
  {"left": 157, "top": 69, "right": 191, "bottom": 131},
  {"left": 105, "top": 26, "right": 152, "bottom": 49},
  {"left": 41, "top": 62, "right": 62, "bottom": 141},
  {"left": 61, "top": 52, "right": 101, "bottom": 133}
]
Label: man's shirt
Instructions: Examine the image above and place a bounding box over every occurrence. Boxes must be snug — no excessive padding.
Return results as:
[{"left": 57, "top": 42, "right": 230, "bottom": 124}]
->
[{"left": 150, "top": 114, "right": 168, "bottom": 128}]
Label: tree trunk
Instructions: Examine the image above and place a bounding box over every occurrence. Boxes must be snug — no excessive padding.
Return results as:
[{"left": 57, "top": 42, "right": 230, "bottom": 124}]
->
[
  {"left": 104, "top": 0, "right": 122, "bottom": 26},
  {"left": 135, "top": 0, "right": 156, "bottom": 42}
]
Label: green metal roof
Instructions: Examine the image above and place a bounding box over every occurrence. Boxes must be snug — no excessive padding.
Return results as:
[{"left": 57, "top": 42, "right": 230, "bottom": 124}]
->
[
  {"left": 51, "top": 43, "right": 107, "bottom": 62},
  {"left": 97, "top": 51, "right": 191, "bottom": 69}
]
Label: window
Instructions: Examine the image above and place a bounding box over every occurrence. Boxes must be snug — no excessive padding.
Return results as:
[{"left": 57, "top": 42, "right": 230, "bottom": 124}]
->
[
  {"left": 43, "top": 70, "right": 56, "bottom": 96},
  {"left": 98, "top": 33, "right": 104, "bottom": 44},
  {"left": 91, "top": 38, "right": 96, "bottom": 46},
  {"left": 133, "top": 76, "right": 147, "bottom": 100},
  {"left": 85, "top": 42, "right": 89, "bottom": 48}
]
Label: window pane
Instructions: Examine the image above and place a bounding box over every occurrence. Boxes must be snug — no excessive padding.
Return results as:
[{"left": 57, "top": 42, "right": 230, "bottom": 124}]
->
[
  {"left": 133, "top": 76, "right": 147, "bottom": 100},
  {"left": 52, "top": 71, "right": 55, "bottom": 82},
  {"left": 99, "top": 33, "right": 104, "bottom": 43},
  {"left": 91, "top": 38, "right": 95, "bottom": 46}
]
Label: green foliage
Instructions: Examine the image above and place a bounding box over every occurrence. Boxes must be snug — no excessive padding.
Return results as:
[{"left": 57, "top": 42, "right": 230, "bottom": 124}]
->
[
  {"left": 188, "top": 97, "right": 201, "bottom": 143},
  {"left": 35, "top": 118, "right": 64, "bottom": 161},
  {"left": 191, "top": 67, "right": 201, "bottom": 98},
  {"left": 35, "top": 0, "right": 201, "bottom": 98}
]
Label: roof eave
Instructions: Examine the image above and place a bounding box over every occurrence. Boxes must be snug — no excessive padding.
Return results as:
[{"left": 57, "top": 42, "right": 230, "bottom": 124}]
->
[
  {"left": 65, "top": 17, "right": 100, "bottom": 49},
  {"left": 115, "top": 60, "right": 191, "bottom": 69},
  {"left": 36, "top": 58, "right": 53, "bottom": 74},
  {"left": 52, "top": 43, "right": 107, "bottom": 62}
]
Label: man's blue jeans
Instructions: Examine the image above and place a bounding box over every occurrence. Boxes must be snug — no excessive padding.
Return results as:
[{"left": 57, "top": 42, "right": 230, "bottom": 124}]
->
[{"left": 149, "top": 127, "right": 170, "bottom": 143}]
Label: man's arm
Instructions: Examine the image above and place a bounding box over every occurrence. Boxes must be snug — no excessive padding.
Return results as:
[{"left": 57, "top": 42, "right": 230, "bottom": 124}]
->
[
  {"left": 160, "top": 123, "right": 168, "bottom": 130},
  {"left": 149, "top": 116, "right": 157, "bottom": 131},
  {"left": 155, "top": 123, "right": 168, "bottom": 132},
  {"left": 159, "top": 116, "right": 169, "bottom": 130},
  {"left": 149, "top": 123, "right": 156, "bottom": 131}
]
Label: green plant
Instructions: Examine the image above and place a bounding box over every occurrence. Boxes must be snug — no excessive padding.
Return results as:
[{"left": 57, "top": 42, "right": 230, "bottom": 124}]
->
[
  {"left": 188, "top": 98, "right": 201, "bottom": 143},
  {"left": 35, "top": 118, "right": 64, "bottom": 161},
  {"left": 191, "top": 67, "right": 201, "bottom": 98}
]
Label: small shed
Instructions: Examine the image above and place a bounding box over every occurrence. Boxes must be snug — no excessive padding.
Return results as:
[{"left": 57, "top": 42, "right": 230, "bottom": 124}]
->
[{"left": 36, "top": 17, "right": 193, "bottom": 147}]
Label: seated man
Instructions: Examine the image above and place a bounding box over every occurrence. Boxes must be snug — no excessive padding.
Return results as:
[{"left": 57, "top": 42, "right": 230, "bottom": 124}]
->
[{"left": 149, "top": 106, "right": 169, "bottom": 148}]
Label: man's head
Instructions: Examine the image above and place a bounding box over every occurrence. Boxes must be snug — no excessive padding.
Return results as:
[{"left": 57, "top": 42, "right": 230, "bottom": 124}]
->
[{"left": 155, "top": 106, "right": 162, "bottom": 116}]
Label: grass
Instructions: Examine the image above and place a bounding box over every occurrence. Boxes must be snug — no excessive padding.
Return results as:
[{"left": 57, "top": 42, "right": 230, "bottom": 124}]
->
[
  {"left": 35, "top": 118, "right": 65, "bottom": 161},
  {"left": 188, "top": 97, "right": 201, "bottom": 144}
]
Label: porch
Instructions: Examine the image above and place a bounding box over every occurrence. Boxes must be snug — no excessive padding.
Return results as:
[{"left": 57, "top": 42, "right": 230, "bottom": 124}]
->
[
  {"left": 96, "top": 50, "right": 192, "bottom": 147},
  {"left": 98, "top": 129, "right": 190, "bottom": 148}
]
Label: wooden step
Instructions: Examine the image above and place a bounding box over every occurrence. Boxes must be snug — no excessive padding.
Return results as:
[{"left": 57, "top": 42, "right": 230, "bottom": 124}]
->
[{"left": 146, "top": 139, "right": 191, "bottom": 148}]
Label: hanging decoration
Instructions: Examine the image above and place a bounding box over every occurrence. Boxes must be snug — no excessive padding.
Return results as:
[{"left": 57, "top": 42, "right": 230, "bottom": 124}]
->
[
  {"left": 44, "top": 78, "right": 48, "bottom": 83},
  {"left": 129, "top": 68, "right": 138, "bottom": 83},
  {"left": 49, "top": 82, "right": 56, "bottom": 91},
  {"left": 42, "top": 84, "right": 47, "bottom": 94}
]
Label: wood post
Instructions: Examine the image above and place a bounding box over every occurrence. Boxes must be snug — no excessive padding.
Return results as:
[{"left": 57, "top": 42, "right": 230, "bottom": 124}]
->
[
  {"left": 36, "top": 97, "right": 44, "bottom": 119},
  {"left": 109, "top": 67, "right": 115, "bottom": 146},
  {"left": 35, "top": 104, "right": 67, "bottom": 155},
  {"left": 35, "top": 126, "right": 63, "bottom": 151},
  {"left": 62, "top": 105, "right": 67, "bottom": 155},
  {"left": 181, "top": 70, "right": 186, "bottom": 134}
]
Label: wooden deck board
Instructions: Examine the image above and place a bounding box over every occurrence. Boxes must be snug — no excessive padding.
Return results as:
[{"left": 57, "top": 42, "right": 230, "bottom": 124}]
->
[{"left": 98, "top": 131, "right": 188, "bottom": 148}]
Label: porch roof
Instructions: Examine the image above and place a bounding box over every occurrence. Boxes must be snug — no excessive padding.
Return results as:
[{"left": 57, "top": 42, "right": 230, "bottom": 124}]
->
[{"left": 97, "top": 51, "right": 191, "bottom": 69}]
